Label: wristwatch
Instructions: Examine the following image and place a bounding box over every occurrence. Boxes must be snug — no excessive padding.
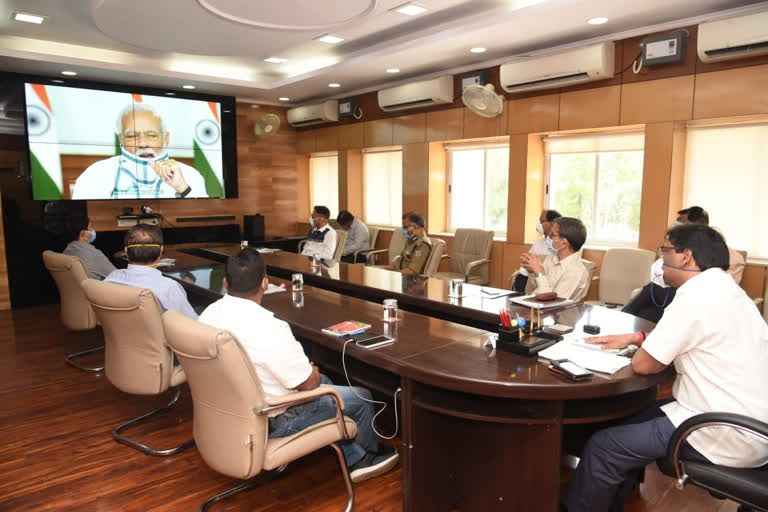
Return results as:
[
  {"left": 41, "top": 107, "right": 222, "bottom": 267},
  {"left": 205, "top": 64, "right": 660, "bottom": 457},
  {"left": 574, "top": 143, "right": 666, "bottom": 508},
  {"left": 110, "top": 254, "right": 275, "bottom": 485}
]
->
[
  {"left": 535, "top": 272, "right": 545, "bottom": 278},
  {"left": 176, "top": 185, "right": 192, "bottom": 198}
]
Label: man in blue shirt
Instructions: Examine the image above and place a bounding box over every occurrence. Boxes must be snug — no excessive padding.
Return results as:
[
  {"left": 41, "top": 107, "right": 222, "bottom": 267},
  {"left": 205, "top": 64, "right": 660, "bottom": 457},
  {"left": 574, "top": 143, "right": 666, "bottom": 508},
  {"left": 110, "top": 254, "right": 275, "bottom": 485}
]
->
[{"left": 105, "top": 224, "right": 197, "bottom": 319}]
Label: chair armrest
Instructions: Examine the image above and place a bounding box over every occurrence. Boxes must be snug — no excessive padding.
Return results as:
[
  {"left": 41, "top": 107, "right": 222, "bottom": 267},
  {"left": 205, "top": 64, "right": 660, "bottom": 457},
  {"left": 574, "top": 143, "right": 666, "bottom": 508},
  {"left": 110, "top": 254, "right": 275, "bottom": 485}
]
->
[
  {"left": 508, "top": 270, "right": 520, "bottom": 288},
  {"left": 464, "top": 258, "right": 491, "bottom": 280},
  {"left": 258, "top": 385, "right": 352, "bottom": 440},
  {"left": 297, "top": 239, "right": 308, "bottom": 253},
  {"left": 630, "top": 287, "right": 643, "bottom": 301},
  {"left": 360, "top": 248, "right": 389, "bottom": 265},
  {"left": 754, "top": 297, "right": 764, "bottom": 306},
  {"left": 664, "top": 412, "right": 768, "bottom": 488},
  {"left": 441, "top": 254, "right": 451, "bottom": 260},
  {"left": 592, "top": 275, "right": 600, "bottom": 281}
]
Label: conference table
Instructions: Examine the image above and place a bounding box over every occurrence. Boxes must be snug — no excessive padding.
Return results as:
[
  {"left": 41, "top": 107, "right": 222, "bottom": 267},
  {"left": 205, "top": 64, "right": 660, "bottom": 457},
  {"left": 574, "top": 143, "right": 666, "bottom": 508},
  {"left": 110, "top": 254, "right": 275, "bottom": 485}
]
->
[{"left": 162, "top": 246, "right": 665, "bottom": 512}]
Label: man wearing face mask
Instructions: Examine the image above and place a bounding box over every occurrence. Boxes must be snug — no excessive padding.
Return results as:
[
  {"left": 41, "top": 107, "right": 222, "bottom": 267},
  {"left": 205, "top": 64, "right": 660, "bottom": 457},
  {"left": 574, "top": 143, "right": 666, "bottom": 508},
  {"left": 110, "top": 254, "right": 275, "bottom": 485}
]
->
[
  {"left": 301, "top": 206, "right": 337, "bottom": 263},
  {"left": 72, "top": 104, "right": 208, "bottom": 199},
  {"left": 519, "top": 217, "right": 590, "bottom": 301},
  {"left": 512, "top": 209, "right": 561, "bottom": 292},
  {"left": 623, "top": 206, "right": 745, "bottom": 322},
  {"left": 385, "top": 212, "right": 432, "bottom": 276},
  {"left": 562, "top": 224, "right": 768, "bottom": 512},
  {"left": 62, "top": 216, "right": 116, "bottom": 280}
]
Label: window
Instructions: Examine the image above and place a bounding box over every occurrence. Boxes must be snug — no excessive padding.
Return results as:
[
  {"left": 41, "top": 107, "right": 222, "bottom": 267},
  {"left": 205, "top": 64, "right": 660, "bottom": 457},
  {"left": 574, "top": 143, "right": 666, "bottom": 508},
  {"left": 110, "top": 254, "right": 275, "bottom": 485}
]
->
[
  {"left": 447, "top": 144, "right": 509, "bottom": 234},
  {"left": 309, "top": 153, "right": 338, "bottom": 217},
  {"left": 363, "top": 148, "right": 402, "bottom": 226},
  {"left": 684, "top": 122, "right": 768, "bottom": 260},
  {"left": 545, "top": 132, "right": 645, "bottom": 246}
]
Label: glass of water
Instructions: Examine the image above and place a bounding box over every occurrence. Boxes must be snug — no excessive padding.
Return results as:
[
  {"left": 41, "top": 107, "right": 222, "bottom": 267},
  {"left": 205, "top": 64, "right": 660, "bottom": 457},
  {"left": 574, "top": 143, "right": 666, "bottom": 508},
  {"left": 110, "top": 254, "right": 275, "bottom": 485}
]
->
[
  {"left": 292, "top": 273, "right": 303, "bottom": 292},
  {"left": 383, "top": 298, "right": 398, "bottom": 323}
]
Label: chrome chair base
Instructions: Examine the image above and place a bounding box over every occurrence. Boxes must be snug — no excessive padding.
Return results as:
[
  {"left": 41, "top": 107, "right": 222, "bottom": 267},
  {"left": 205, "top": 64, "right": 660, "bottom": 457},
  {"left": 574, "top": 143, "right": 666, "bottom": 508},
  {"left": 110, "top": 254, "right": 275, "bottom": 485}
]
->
[
  {"left": 65, "top": 345, "right": 105, "bottom": 372},
  {"left": 112, "top": 387, "right": 194, "bottom": 456},
  {"left": 199, "top": 443, "right": 354, "bottom": 512}
]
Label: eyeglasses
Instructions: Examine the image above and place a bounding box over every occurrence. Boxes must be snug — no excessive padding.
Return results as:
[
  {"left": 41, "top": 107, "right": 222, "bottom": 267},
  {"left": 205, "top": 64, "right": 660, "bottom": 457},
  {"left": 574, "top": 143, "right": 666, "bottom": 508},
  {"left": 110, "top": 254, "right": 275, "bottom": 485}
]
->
[
  {"left": 122, "top": 130, "right": 163, "bottom": 142},
  {"left": 657, "top": 245, "right": 677, "bottom": 258}
]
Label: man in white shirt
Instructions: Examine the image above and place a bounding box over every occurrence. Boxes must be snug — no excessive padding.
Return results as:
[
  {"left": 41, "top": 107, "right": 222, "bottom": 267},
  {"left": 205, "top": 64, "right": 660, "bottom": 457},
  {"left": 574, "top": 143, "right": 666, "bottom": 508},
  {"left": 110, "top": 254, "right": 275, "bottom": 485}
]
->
[
  {"left": 72, "top": 104, "right": 207, "bottom": 199},
  {"left": 337, "top": 210, "right": 370, "bottom": 264},
  {"left": 512, "top": 209, "right": 561, "bottom": 292},
  {"left": 563, "top": 224, "right": 768, "bottom": 512},
  {"left": 520, "top": 217, "right": 589, "bottom": 301},
  {"left": 199, "top": 249, "right": 399, "bottom": 483},
  {"left": 300, "top": 206, "right": 337, "bottom": 263}
]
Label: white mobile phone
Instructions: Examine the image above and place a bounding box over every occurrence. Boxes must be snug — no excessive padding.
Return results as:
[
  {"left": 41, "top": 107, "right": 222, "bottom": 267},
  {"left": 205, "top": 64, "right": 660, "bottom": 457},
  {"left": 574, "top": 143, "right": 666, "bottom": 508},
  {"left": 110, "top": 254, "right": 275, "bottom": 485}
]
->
[
  {"left": 551, "top": 360, "right": 593, "bottom": 380},
  {"left": 354, "top": 333, "right": 395, "bottom": 349}
]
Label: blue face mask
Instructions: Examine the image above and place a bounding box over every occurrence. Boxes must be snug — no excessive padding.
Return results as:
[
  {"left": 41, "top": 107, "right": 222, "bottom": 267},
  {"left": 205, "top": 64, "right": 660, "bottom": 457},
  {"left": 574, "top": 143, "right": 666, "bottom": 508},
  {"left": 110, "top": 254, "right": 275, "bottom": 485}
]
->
[
  {"left": 87, "top": 230, "right": 96, "bottom": 244},
  {"left": 401, "top": 227, "right": 408, "bottom": 238},
  {"left": 545, "top": 236, "right": 557, "bottom": 253}
]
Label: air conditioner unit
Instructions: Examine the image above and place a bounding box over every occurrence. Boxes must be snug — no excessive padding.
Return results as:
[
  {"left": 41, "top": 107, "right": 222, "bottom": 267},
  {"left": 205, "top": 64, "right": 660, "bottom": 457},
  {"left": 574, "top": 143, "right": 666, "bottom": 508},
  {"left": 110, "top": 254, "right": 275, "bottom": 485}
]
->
[
  {"left": 378, "top": 76, "right": 454, "bottom": 112},
  {"left": 500, "top": 42, "right": 615, "bottom": 94},
  {"left": 698, "top": 10, "right": 768, "bottom": 63},
  {"left": 286, "top": 100, "right": 338, "bottom": 127}
]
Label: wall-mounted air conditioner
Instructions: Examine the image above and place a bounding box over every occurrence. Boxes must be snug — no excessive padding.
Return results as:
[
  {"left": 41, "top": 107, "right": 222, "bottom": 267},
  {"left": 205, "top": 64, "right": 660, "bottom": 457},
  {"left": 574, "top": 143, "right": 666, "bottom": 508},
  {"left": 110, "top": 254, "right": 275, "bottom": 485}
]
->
[
  {"left": 286, "top": 100, "right": 339, "bottom": 127},
  {"left": 698, "top": 10, "right": 768, "bottom": 63},
  {"left": 500, "top": 42, "right": 615, "bottom": 94},
  {"left": 378, "top": 76, "right": 454, "bottom": 112}
]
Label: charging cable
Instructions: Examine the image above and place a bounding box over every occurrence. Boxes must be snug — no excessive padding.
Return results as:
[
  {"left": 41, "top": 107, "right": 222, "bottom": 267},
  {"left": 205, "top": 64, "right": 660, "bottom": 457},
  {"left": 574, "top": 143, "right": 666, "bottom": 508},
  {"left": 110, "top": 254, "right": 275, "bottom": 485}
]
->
[{"left": 341, "top": 339, "right": 400, "bottom": 440}]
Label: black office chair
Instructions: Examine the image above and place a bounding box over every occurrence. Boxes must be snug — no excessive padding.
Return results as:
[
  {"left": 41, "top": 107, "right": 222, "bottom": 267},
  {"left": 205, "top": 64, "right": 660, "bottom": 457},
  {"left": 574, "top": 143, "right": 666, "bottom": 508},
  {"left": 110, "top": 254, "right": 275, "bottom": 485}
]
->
[{"left": 657, "top": 412, "right": 768, "bottom": 512}]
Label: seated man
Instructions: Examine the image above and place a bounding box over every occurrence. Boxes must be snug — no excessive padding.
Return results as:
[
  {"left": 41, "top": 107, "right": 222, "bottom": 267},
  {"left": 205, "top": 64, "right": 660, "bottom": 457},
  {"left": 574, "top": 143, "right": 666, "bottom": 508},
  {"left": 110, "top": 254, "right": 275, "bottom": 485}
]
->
[
  {"left": 337, "top": 210, "right": 370, "bottom": 264},
  {"left": 301, "top": 205, "right": 337, "bottom": 263},
  {"left": 563, "top": 224, "right": 768, "bottom": 512},
  {"left": 384, "top": 212, "right": 432, "bottom": 276},
  {"left": 105, "top": 224, "right": 197, "bottom": 319},
  {"left": 623, "top": 205, "right": 745, "bottom": 323},
  {"left": 199, "top": 249, "right": 399, "bottom": 482},
  {"left": 62, "top": 215, "right": 116, "bottom": 280},
  {"left": 520, "top": 216, "right": 589, "bottom": 301},
  {"left": 512, "top": 208, "right": 561, "bottom": 292}
]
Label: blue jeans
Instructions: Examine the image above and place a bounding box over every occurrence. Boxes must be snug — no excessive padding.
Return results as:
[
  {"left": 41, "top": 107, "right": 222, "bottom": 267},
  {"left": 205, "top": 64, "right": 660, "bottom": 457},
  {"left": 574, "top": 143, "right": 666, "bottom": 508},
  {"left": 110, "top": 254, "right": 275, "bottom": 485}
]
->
[
  {"left": 564, "top": 400, "right": 710, "bottom": 512},
  {"left": 268, "top": 375, "right": 378, "bottom": 467}
]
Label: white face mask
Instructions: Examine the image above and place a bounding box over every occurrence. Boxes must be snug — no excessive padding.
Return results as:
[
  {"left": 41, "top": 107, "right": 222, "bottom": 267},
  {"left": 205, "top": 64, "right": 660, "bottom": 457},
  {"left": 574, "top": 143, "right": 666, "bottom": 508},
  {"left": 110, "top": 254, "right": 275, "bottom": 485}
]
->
[
  {"left": 672, "top": 221, "right": 684, "bottom": 228},
  {"left": 536, "top": 221, "right": 544, "bottom": 234}
]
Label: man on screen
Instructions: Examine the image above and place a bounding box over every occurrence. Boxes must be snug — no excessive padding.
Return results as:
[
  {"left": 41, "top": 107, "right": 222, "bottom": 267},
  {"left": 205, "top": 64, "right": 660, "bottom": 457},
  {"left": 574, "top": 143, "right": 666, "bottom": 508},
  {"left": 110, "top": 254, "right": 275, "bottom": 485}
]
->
[{"left": 71, "top": 104, "right": 208, "bottom": 199}]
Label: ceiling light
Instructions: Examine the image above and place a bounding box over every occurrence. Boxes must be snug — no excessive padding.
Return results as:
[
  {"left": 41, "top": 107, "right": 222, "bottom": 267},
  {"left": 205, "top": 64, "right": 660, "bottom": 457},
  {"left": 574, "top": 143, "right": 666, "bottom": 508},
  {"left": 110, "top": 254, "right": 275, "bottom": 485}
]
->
[
  {"left": 315, "top": 34, "right": 344, "bottom": 44},
  {"left": 394, "top": 3, "right": 427, "bottom": 16},
  {"left": 587, "top": 17, "right": 608, "bottom": 25},
  {"left": 182, "top": 85, "right": 196, "bottom": 89},
  {"left": 12, "top": 11, "right": 46, "bottom": 24},
  {"left": 328, "top": 83, "right": 341, "bottom": 88},
  {"left": 165, "top": 92, "right": 176, "bottom": 96},
  {"left": 60, "top": 70, "right": 77, "bottom": 76},
  {"left": 278, "top": 97, "right": 290, "bottom": 101},
  {"left": 250, "top": 104, "right": 260, "bottom": 109},
  {"left": 470, "top": 47, "right": 486, "bottom": 54},
  {"left": 386, "top": 68, "right": 400, "bottom": 73},
  {"left": 264, "top": 57, "right": 288, "bottom": 64}
]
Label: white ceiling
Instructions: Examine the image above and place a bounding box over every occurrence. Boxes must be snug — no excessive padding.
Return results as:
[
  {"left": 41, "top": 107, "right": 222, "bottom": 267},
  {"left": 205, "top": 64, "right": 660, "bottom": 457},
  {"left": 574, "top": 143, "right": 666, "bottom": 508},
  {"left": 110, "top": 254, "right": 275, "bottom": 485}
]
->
[{"left": 0, "top": 0, "right": 766, "bottom": 105}]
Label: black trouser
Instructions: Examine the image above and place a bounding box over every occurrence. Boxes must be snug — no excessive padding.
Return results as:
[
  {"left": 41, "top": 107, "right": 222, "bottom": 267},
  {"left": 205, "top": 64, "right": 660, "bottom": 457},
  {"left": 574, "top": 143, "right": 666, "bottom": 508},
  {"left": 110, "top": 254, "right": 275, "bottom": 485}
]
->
[
  {"left": 621, "top": 282, "right": 676, "bottom": 324},
  {"left": 340, "top": 254, "right": 364, "bottom": 264}
]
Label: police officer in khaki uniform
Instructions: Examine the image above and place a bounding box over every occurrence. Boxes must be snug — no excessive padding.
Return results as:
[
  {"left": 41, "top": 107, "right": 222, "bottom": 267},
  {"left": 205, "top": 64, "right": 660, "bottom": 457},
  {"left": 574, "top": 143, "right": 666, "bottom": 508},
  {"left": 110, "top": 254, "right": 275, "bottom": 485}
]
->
[{"left": 386, "top": 212, "right": 432, "bottom": 276}]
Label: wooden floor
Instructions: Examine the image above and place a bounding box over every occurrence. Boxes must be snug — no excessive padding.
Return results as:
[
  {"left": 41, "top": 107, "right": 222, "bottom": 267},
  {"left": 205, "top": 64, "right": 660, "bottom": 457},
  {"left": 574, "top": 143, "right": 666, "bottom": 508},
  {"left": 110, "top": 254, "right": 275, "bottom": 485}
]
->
[{"left": 0, "top": 305, "right": 740, "bottom": 512}]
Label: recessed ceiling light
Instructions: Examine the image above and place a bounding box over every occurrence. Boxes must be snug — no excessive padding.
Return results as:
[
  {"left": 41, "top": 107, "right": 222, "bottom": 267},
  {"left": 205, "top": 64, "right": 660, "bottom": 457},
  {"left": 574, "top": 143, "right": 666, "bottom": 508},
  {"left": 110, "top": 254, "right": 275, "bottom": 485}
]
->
[
  {"left": 12, "top": 11, "right": 46, "bottom": 24},
  {"left": 165, "top": 92, "right": 176, "bottom": 96},
  {"left": 470, "top": 47, "right": 486, "bottom": 54},
  {"left": 264, "top": 57, "right": 288, "bottom": 64},
  {"left": 386, "top": 68, "right": 400, "bottom": 73},
  {"left": 278, "top": 97, "right": 290, "bottom": 101},
  {"left": 51, "top": 79, "right": 64, "bottom": 83},
  {"left": 223, "top": 110, "right": 231, "bottom": 113},
  {"left": 328, "top": 83, "right": 341, "bottom": 88},
  {"left": 250, "top": 104, "right": 260, "bottom": 109},
  {"left": 315, "top": 34, "right": 344, "bottom": 44},
  {"left": 61, "top": 70, "right": 77, "bottom": 76},
  {"left": 393, "top": 3, "right": 427, "bottom": 16},
  {"left": 587, "top": 17, "right": 608, "bottom": 25},
  {"left": 182, "top": 85, "right": 196, "bottom": 89}
]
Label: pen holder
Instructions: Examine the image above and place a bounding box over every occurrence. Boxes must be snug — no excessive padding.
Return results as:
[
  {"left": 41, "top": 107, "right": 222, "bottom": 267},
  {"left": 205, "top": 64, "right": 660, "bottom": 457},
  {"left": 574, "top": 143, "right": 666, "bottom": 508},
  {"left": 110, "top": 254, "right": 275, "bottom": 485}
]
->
[
  {"left": 496, "top": 324, "right": 559, "bottom": 356},
  {"left": 497, "top": 324, "right": 521, "bottom": 346}
]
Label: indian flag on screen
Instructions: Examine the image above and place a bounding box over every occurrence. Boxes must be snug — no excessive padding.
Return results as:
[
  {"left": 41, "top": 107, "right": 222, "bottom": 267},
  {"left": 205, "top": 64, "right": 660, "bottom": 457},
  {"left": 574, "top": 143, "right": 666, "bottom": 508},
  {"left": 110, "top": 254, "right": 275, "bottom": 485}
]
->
[
  {"left": 25, "top": 84, "right": 63, "bottom": 199},
  {"left": 192, "top": 101, "right": 224, "bottom": 198}
]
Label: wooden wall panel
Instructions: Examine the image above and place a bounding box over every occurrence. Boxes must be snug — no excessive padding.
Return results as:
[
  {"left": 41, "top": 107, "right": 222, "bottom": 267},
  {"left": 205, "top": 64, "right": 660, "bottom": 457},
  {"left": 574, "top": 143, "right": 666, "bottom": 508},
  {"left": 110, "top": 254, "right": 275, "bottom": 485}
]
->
[
  {"left": 339, "top": 150, "right": 364, "bottom": 216},
  {"left": 488, "top": 241, "right": 505, "bottom": 289},
  {"left": 427, "top": 142, "right": 447, "bottom": 233},
  {"left": 296, "top": 130, "right": 316, "bottom": 154},
  {"left": 402, "top": 143, "right": 429, "bottom": 223},
  {"left": 620, "top": 75, "right": 694, "bottom": 125},
  {"left": 667, "top": 122, "right": 687, "bottom": 226},
  {"left": 742, "top": 265, "right": 766, "bottom": 311},
  {"left": 463, "top": 104, "right": 507, "bottom": 139},
  {"left": 524, "top": 135, "right": 544, "bottom": 244},
  {"left": 315, "top": 126, "right": 339, "bottom": 152},
  {"left": 363, "top": 119, "right": 393, "bottom": 148},
  {"left": 507, "top": 94, "right": 559, "bottom": 135},
  {"left": 637, "top": 122, "right": 674, "bottom": 251},
  {"left": 0, "top": 190, "right": 9, "bottom": 310},
  {"left": 693, "top": 64, "right": 768, "bottom": 119},
  {"left": 338, "top": 123, "right": 364, "bottom": 150},
  {"left": 507, "top": 134, "right": 528, "bottom": 244},
  {"left": 297, "top": 155, "right": 310, "bottom": 221},
  {"left": 392, "top": 114, "right": 426, "bottom": 145},
  {"left": 559, "top": 86, "right": 621, "bottom": 131},
  {"left": 426, "top": 108, "right": 463, "bottom": 142}
]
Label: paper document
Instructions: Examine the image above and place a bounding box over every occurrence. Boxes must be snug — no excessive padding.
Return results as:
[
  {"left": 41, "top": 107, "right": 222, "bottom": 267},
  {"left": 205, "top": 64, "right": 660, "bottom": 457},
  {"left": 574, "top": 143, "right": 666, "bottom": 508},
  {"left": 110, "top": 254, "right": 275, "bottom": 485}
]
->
[
  {"left": 265, "top": 283, "right": 287, "bottom": 294},
  {"left": 257, "top": 248, "right": 281, "bottom": 254},
  {"left": 156, "top": 258, "right": 176, "bottom": 267},
  {"left": 511, "top": 294, "right": 574, "bottom": 309},
  {"left": 538, "top": 338, "right": 632, "bottom": 374}
]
